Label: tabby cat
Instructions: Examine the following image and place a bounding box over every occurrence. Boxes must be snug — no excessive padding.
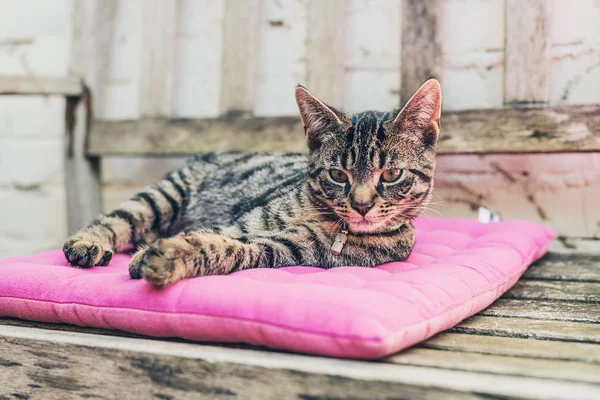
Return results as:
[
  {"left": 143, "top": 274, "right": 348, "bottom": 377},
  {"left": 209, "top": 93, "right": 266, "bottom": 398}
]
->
[{"left": 63, "top": 78, "right": 442, "bottom": 287}]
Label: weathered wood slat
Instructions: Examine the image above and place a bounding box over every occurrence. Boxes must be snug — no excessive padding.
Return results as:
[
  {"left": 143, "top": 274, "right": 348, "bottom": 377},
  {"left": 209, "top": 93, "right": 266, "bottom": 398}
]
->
[
  {"left": 387, "top": 347, "right": 600, "bottom": 384},
  {"left": 482, "top": 299, "right": 600, "bottom": 323},
  {"left": 549, "top": 238, "right": 600, "bottom": 254},
  {"left": 524, "top": 253, "right": 600, "bottom": 282},
  {"left": 69, "top": 0, "right": 117, "bottom": 116},
  {"left": 4, "top": 317, "right": 600, "bottom": 366},
  {"left": 306, "top": 0, "right": 345, "bottom": 106},
  {"left": 138, "top": 0, "right": 177, "bottom": 117},
  {"left": 1, "top": 325, "right": 598, "bottom": 400},
  {"left": 0, "top": 76, "right": 82, "bottom": 96},
  {"left": 87, "top": 105, "right": 600, "bottom": 156},
  {"left": 504, "top": 0, "right": 552, "bottom": 105},
  {"left": 401, "top": 0, "right": 443, "bottom": 103},
  {"left": 420, "top": 333, "right": 600, "bottom": 364},
  {"left": 65, "top": 0, "right": 117, "bottom": 232},
  {"left": 454, "top": 316, "right": 600, "bottom": 343},
  {"left": 504, "top": 280, "right": 600, "bottom": 302},
  {"left": 219, "top": 0, "right": 261, "bottom": 115}
]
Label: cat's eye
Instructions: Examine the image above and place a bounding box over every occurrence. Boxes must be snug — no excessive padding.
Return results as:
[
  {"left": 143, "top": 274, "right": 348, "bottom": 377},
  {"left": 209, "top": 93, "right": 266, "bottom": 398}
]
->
[
  {"left": 381, "top": 169, "right": 403, "bottom": 183},
  {"left": 329, "top": 169, "right": 348, "bottom": 183}
]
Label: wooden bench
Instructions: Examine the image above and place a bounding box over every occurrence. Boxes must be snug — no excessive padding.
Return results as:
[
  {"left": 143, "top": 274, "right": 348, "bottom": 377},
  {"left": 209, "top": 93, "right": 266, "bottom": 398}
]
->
[
  {"left": 1, "top": 252, "right": 599, "bottom": 399},
  {"left": 2, "top": 0, "right": 600, "bottom": 397},
  {"left": 1, "top": 77, "right": 599, "bottom": 399}
]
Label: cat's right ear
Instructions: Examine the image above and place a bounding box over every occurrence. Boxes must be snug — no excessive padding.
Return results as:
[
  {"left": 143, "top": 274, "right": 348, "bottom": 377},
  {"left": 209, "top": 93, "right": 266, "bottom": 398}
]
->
[{"left": 295, "top": 85, "right": 344, "bottom": 148}]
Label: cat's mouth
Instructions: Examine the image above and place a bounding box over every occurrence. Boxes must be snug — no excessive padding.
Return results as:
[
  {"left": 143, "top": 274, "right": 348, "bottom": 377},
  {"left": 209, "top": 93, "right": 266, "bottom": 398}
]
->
[{"left": 344, "top": 218, "right": 390, "bottom": 234}]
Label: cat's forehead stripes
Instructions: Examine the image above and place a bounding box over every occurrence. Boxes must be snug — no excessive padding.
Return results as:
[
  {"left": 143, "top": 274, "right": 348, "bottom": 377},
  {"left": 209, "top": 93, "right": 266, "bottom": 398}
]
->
[{"left": 342, "top": 111, "right": 393, "bottom": 174}]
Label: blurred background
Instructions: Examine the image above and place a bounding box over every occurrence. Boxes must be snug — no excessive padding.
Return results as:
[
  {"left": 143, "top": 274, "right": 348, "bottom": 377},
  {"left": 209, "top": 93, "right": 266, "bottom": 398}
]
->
[{"left": 1, "top": 0, "right": 599, "bottom": 258}]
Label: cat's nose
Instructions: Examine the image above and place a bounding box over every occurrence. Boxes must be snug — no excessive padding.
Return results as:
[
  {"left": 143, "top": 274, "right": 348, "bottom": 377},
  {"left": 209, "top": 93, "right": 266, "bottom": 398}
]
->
[{"left": 351, "top": 201, "right": 375, "bottom": 216}]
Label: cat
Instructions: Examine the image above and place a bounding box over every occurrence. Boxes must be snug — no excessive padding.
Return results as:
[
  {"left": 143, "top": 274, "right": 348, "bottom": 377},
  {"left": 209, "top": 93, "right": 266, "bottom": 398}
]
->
[{"left": 63, "top": 78, "right": 442, "bottom": 287}]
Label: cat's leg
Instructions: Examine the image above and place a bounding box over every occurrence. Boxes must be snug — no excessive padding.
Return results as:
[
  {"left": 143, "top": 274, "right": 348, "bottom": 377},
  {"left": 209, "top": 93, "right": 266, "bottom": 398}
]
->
[
  {"left": 128, "top": 228, "right": 316, "bottom": 287},
  {"left": 63, "top": 169, "right": 191, "bottom": 268}
]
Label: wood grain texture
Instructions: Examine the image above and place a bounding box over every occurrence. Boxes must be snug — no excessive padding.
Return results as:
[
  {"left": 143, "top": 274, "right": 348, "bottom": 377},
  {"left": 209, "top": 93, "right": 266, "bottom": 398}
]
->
[
  {"left": 504, "top": 0, "right": 552, "bottom": 105},
  {"left": 219, "top": 0, "right": 261, "bottom": 115},
  {"left": 69, "top": 0, "right": 117, "bottom": 117},
  {"left": 524, "top": 253, "right": 600, "bottom": 282},
  {"left": 504, "top": 280, "right": 600, "bottom": 302},
  {"left": 0, "top": 76, "right": 82, "bottom": 95},
  {"left": 482, "top": 299, "right": 600, "bottom": 323},
  {"left": 1, "top": 324, "right": 599, "bottom": 400},
  {"left": 138, "top": 0, "right": 177, "bottom": 117},
  {"left": 387, "top": 347, "right": 600, "bottom": 384},
  {"left": 252, "top": 0, "right": 307, "bottom": 116},
  {"left": 421, "top": 333, "right": 600, "bottom": 364},
  {"left": 401, "top": 0, "right": 443, "bottom": 103},
  {"left": 549, "top": 238, "right": 600, "bottom": 254},
  {"left": 454, "top": 316, "right": 600, "bottom": 343},
  {"left": 87, "top": 104, "right": 600, "bottom": 155},
  {"left": 306, "top": 0, "right": 345, "bottom": 106},
  {"left": 66, "top": 0, "right": 116, "bottom": 232}
]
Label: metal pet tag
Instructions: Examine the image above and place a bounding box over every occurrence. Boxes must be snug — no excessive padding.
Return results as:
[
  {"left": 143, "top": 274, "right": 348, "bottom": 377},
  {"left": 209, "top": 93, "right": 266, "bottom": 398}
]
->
[
  {"left": 478, "top": 207, "right": 501, "bottom": 223},
  {"left": 331, "top": 230, "right": 348, "bottom": 256}
]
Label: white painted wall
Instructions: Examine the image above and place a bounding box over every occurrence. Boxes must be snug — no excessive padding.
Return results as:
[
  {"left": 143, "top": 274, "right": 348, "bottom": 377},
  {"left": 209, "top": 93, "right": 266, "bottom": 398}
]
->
[{"left": 1, "top": 0, "right": 599, "bottom": 258}]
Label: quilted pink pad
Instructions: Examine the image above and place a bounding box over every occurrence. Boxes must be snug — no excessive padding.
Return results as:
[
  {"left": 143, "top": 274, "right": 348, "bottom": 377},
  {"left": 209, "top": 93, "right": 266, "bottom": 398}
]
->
[{"left": 0, "top": 217, "right": 554, "bottom": 359}]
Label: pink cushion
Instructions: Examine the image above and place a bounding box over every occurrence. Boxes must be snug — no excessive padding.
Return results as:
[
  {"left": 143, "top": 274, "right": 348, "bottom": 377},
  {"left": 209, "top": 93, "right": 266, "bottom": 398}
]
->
[{"left": 0, "top": 217, "right": 554, "bottom": 359}]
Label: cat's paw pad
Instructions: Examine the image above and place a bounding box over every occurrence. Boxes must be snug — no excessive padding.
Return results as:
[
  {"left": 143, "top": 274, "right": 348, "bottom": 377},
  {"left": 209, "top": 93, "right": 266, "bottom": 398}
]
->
[
  {"left": 129, "top": 238, "right": 192, "bottom": 287},
  {"left": 63, "top": 238, "right": 113, "bottom": 268}
]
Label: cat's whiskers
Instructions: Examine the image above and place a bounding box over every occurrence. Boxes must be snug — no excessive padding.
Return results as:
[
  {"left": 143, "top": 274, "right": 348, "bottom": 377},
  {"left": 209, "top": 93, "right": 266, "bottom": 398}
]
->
[{"left": 432, "top": 190, "right": 446, "bottom": 203}]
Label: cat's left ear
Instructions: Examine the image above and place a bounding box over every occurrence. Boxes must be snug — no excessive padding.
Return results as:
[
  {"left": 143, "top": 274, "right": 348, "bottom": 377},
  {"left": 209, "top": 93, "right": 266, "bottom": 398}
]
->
[
  {"left": 390, "top": 78, "right": 442, "bottom": 142},
  {"left": 295, "top": 85, "right": 345, "bottom": 148}
]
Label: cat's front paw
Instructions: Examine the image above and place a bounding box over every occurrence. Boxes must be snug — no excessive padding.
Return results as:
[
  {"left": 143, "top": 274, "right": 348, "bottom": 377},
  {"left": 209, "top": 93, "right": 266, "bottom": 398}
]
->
[
  {"left": 63, "top": 236, "right": 113, "bottom": 268},
  {"left": 129, "top": 237, "right": 196, "bottom": 287}
]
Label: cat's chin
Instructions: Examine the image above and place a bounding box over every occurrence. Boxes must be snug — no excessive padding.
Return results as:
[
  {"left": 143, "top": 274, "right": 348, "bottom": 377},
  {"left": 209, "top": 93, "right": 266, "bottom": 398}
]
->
[{"left": 346, "top": 220, "right": 389, "bottom": 234}]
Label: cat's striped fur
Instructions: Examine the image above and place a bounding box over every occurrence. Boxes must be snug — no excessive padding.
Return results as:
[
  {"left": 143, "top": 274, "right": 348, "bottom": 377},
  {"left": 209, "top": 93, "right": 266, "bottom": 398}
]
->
[{"left": 63, "top": 79, "right": 442, "bottom": 287}]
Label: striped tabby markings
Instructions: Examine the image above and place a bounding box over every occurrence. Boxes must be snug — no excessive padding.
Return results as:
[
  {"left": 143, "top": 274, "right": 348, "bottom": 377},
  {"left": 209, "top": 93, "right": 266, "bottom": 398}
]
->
[
  {"left": 128, "top": 232, "right": 261, "bottom": 287},
  {"left": 63, "top": 178, "right": 184, "bottom": 268}
]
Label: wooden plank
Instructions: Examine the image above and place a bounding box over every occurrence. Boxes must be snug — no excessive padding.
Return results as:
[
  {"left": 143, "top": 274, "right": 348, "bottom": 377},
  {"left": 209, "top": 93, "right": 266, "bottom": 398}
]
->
[
  {"left": 524, "top": 253, "right": 600, "bottom": 282},
  {"left": 482, "top": 299, "right": 600, "bottom": 323},
  {"left": 89, "top": 116, "right": 306, "bottom": 155},
  {"left": 69, "top": 0, "right": 117, "bottom": 117},
  {"left": 549, "top": 238, "right": 600, "bottom": 254},
  {"left": 138, "top": 0, "right": 177, "bottom": 117},
  {"left": 439, "top": 105, "right": 600, "bottom": 153},
  {"left": 4, "top": 317, "right": 600, "bottom": 366},
  {"left": 1, "top": 325, "right": 598, "bottom": 400},
  {"left": 306, "top": 0, "right": 345, "bottom": 106},
  {"left": 87, "top": 104, "right": 600, "bottom": 156},
  {"left": 253, "top": 0, "right": 308, "bottom": 116},
  {"left": 0, "top": 318, "right": 267, "bottom": 353},
  {"left": 401, "top": 0, "right": 443, "bottom": 103},
  {"left": 219, "top": 0, "right": 260, "bottom": 115},
  {"left": 504, "top": 280, "right": 600, "bottom": 302},
  {"left": 504, "top": 0, "right": 552, "bottom": 105},
  {"left": 387, "top": 347, "right": 600, "bottom": 384},
  {"left": 0, "top": 76, "right": 82, "bottom": 96},
  {"left": 421, "top": 333, "right": 600, "bottom": 364},
  {"left": 66, "top": 0, "right": 117, "bottom": 232},
  {"left": 454, "top": 316, "right": 600, "bottom": 343}
]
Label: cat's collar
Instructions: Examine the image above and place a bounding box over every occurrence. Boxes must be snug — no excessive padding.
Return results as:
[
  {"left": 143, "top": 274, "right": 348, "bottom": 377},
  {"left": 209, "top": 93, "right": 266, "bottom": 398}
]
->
[{"left": 330, "top": 222, "right": 408, "bottom": 256}]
